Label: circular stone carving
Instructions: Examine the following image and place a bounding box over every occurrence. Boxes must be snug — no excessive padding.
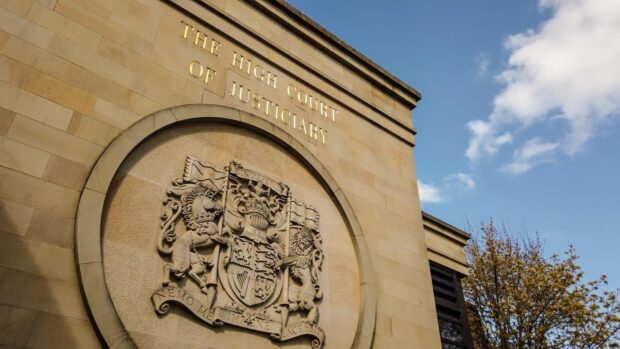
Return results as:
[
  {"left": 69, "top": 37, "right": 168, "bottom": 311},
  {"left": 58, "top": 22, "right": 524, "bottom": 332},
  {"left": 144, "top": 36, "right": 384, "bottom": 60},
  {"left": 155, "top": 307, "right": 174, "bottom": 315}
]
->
[{"left": 75, "top": 105, "right": 376, "bottom": 349}]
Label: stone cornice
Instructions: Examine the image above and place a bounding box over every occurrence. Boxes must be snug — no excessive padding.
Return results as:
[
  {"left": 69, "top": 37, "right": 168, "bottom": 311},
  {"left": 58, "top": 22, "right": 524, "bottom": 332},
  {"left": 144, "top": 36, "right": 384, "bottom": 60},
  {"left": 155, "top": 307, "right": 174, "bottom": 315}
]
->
[{"left": 246, "top": 0, "right": 422, "bottom": 109}]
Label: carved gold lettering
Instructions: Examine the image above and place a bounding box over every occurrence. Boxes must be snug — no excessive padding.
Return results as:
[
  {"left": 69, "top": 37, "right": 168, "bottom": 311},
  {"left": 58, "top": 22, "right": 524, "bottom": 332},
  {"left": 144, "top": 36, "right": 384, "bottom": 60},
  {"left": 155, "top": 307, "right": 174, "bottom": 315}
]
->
[
  {"left": 239, "top": 84, "right": 250, "bottom": 103},
  {"left": 298, "top": 118, "right": 307, "bottom": 135},
  {"left": 319, "top": 128, "right": 327, "bottom": 144},
  {"left": 210, "top": 39, "right": 221, "bottom": 56},
  {"left": 253, "top": 65, "right": 265, "bottom": 81},
  {"left": 308, "top": 94, "right": 318, "bottom": 111},
  {"left": 182, "top": 21, "right": 192, "bottom": 39},
  {"left": 189, "top": 61, "right": 216, "bottom": 85},
  {"left": 204, "top": 68, "right": 216, "bottom": 84},
  {"left": 181, "top": 20, "right": 220, "bottom": 57},
  {"left": 251, "top": 92, "right": 261, "bottom": 110},
  {"left": 229, "top": 81, "right": 246, "bottom": 102},
  {"left": 189, "top": 60, "right": 203, "bottom": 79},
  {"left": 180, "top": 22, "right": 335, "bottom": 146},
  {"left": 231, "top": 51, "right": 254, "bottom": 76},
  {"left": 309, "top": 123, "right": 319, "bottom": 140},
  {"left": 262, "top": 97, "right": 274, "bottom": 116},
  {"left": 273, "top": 102, "right": 280, "bottom": 119},
  {"left": 232, "top": 52, "right": 277, "bottom": 89},
  {"left": 278, "top": 108, "right": 289, "bottom": 124},
  {"left": 246, "top": 57, "right": 252, "bottom": 75},
  {"left": 297, "top": 89, "right": 308, "bottom": 105},
  {"left": 285, "top": 83, "right": 335, "bottom": 123},
  {"left": 195, "top": 30, "right": 209, "bottom": 49},
  {"left": 329, "top": 107, "right": 338, "bottom": 122},
  {"left": 232, "top": 51, "right": 244, "bottom": 71},
  {"left": 319, "top": 101, "right": 328, "bottom": 118},
  {"left": 267, "top": 72, "right": 277, "bottom": 89},
  {"left": 229, "top": 80, "right": 238, "bottom": 97},
  {"left": 286, "top": 84, "right": 296, "bottom": 98}
]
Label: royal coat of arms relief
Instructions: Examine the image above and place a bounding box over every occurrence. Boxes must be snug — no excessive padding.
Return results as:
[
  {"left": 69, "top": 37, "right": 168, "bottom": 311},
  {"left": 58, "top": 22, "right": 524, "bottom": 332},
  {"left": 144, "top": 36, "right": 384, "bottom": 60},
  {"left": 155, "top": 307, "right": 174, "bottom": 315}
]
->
[{"left": 152, "top": 156, "right": 325, "bottom": 348}]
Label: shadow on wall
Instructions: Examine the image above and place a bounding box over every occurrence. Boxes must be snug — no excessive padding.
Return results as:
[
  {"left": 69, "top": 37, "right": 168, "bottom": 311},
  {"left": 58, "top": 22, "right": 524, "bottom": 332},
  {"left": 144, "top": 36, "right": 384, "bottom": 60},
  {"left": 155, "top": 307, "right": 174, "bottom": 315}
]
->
[{"left": 0, "top": 164, "right": 100, "bottom": 348}]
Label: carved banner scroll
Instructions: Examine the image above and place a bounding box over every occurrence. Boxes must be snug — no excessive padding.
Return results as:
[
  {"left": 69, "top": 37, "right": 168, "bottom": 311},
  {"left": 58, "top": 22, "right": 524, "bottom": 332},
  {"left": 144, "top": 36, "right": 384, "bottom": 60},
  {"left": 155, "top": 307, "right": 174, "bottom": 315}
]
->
[{"left": 153, "top": 156, "right": 325, "bottom": 348}]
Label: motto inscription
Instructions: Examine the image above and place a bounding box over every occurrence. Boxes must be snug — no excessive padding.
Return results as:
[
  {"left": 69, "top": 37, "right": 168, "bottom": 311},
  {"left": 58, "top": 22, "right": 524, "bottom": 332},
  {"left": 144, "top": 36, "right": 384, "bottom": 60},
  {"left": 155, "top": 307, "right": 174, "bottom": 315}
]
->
[{"left": 152, "top": 156, "right": 325, "bottom": 348}]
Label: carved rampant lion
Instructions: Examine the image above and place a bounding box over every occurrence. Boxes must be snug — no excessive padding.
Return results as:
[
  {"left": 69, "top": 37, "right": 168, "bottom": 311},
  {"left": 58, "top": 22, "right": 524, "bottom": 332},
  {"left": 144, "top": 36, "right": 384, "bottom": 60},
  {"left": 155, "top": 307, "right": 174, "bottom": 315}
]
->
[{"left": 282, "top": 226, "right": 323, "bottom": 323}]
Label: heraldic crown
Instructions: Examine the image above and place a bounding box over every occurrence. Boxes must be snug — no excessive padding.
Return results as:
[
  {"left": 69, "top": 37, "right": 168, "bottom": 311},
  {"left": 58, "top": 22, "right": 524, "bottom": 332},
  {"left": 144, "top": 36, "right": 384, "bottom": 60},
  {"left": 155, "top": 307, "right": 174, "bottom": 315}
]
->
[{"left": 152, "top": 156, "right": 326, "bottom": 348}]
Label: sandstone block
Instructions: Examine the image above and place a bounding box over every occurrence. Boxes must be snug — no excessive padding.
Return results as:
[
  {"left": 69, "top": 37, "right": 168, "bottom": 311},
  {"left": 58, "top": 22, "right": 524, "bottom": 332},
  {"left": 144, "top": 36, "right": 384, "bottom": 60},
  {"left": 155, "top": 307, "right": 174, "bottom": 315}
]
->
[
  {"left": 0, "top": 305, "right": 37, "bottom": 347},
  {"left": 26, "top": 208, "right": 74, "bottom": 248},
  {"left": 0, "top": 166, "right": 79, "bottom": 218},
  {"left": 26, "top": 312, "right": 100, "bottom": 349},
  {"left": 7, "top": 115, "right": 102, "bottom": 166},
  {"left": 42, "top": 155, "right": 90, "bottom": 191},
  {"left": 24, "top": 71, "right": 97, "bottom": 115},
  {"left": 0, "top": 137, "right": 50, "bottom": 177},
  {"left": 0, "top": 80, "right": 73, "bottom": 131},
  {"left": 0, "top": 6, "right": 52, "bottom": 48},
  {"left": 26, "top": 3, "right": 102, "bottom": 50},
  {"left": 0, "top": 198, "right": 35, "bottom": 236}
]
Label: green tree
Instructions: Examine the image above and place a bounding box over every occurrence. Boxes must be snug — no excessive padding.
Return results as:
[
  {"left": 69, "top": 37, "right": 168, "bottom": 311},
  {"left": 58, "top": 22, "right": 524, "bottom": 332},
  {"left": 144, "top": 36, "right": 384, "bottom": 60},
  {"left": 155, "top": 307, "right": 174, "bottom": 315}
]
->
[{"left": 463, "top": 220, "right": 620, "bottom": 349}]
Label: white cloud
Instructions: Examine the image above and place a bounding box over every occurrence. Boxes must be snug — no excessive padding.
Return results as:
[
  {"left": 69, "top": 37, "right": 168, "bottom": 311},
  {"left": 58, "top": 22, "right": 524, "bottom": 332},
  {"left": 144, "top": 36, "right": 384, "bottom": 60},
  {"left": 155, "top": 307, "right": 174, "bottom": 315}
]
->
[
  {"left": 465, "top": 120, "right": 513, "bottom": 160},
  {"left": 445, "top": 173, "right": 476, "bottom": 191},
  {"left": 417, "top": 180, "right": 444, "bottom": 204},
  {"left": 418, "top": 174, "right": 476, "bottom": 204},
  {"left": 466, "top": 0, "right": 620, "bottom": 171},
  {"left": 475, "top": 52, "right": 490, "bottom": 79},
  {"left": 501, "top": 138, "right": 560, "bottom": 174}
]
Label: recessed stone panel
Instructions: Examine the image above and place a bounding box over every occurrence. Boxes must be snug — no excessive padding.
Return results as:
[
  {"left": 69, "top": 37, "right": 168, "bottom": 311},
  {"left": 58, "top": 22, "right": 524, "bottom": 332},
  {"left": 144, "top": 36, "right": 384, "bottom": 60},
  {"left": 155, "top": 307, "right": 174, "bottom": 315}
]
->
[{"left": 102, "top": 122, "right": 360, "bottom": 349}]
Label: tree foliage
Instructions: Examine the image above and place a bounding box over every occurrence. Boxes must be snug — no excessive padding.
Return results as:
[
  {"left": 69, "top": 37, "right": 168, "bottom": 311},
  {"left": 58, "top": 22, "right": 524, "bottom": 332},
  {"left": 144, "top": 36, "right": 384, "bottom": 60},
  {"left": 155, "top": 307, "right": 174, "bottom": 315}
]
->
[{"left": 463, "top": 220, "right": 620, "bottom": 349}]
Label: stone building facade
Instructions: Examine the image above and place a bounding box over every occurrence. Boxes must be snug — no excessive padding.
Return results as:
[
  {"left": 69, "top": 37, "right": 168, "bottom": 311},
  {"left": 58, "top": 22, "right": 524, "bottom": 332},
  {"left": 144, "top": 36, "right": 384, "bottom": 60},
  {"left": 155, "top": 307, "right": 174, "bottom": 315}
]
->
[{"left": 0, "top": 0, "right": 470, "bottom": 348}]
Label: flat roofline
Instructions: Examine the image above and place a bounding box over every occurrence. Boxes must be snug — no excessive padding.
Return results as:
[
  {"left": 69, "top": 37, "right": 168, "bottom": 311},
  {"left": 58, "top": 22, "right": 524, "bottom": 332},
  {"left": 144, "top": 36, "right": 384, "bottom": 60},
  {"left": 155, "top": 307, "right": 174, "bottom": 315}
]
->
[
  {"left": 422, "top": 211, "right": 471, "bottom": 240},
  {"left": 254, "top": 0, "right": 422, "bottom": 104}
]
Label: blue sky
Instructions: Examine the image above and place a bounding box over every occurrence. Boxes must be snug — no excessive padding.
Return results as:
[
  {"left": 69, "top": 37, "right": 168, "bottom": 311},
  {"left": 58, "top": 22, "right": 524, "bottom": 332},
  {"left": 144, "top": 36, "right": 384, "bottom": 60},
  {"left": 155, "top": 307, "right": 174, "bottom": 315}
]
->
[{"left": 287, "top": 0, "right": 620, "bottom": 289}]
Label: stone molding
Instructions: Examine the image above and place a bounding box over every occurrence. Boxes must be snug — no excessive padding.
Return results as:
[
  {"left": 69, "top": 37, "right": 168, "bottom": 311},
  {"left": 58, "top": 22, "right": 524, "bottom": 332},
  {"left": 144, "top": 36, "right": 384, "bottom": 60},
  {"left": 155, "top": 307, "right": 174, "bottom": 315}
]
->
[
  {"left": 75, "top": 104, "right": 377, "bottom": 348},
  {"left": 246, "top": 0, "right": 422, "bottom": 105},
  {"left": 164, "top": 0, "right": 417, "bottom": 146}
]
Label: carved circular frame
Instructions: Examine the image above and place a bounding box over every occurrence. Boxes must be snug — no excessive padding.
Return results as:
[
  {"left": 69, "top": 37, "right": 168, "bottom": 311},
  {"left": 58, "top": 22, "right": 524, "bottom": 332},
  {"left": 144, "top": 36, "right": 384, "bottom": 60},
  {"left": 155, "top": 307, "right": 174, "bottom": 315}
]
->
[{"left": 75, "top": 104, "right": 377, "bottom": 349}]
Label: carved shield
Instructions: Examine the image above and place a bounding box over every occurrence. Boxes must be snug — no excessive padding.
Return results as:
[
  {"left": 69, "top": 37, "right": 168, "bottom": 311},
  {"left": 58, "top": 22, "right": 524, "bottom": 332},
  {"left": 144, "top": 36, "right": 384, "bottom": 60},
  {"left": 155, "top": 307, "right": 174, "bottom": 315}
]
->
[
  {"left": 226, "top": 236, "right": 280, "bottom": 306},
  {"left": 154, "top": 158, "right": 324, "bottom": 348}
]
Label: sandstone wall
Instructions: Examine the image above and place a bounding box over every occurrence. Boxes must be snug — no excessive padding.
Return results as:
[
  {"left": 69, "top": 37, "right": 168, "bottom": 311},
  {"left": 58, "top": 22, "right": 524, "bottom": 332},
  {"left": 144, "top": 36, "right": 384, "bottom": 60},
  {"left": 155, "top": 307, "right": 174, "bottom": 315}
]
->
[{"left": 0, "top": 0, "right": 440, "bottom": 347}]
